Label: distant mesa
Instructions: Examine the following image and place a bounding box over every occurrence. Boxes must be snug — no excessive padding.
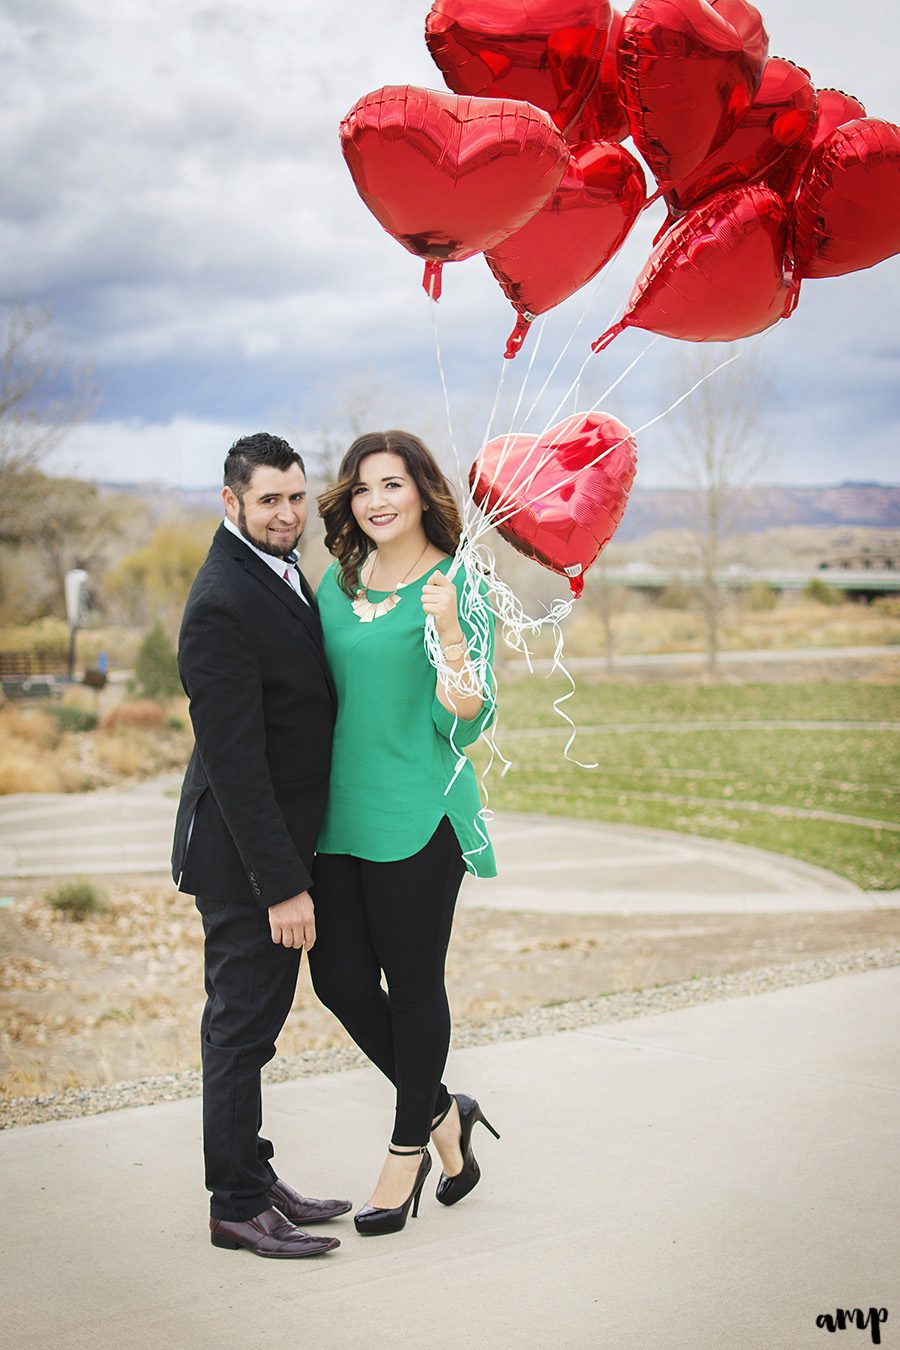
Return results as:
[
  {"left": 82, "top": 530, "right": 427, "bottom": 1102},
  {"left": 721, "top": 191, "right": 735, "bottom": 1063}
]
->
[
  {"left": 614, "top": 482, "right": 900, "bottom": 541},
  {"left": 94, "top": 477, "right": 900, "bottom": 542}
]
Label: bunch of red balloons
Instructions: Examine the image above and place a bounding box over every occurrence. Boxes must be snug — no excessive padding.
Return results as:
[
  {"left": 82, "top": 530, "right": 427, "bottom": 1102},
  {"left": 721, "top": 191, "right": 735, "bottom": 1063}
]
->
[{"left": 341, "top": 0, "right": 900, "bottom": 359}]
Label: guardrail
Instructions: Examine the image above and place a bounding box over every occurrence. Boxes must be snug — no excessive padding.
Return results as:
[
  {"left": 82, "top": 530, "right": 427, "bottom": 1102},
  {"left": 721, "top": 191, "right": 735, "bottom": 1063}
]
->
[{"left": 601, "top": 569, "right": 900, "bottom": 596}]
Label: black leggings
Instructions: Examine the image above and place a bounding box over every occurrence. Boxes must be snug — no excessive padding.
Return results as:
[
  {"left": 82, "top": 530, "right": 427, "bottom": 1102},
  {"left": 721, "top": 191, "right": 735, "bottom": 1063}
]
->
[{"left": 309, "top": 817, "right": 466, "bottom": 1146}]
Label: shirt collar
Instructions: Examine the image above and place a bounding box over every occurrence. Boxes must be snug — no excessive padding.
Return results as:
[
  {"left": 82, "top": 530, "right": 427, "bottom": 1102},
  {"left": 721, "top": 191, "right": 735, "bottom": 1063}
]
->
[{"left": 223, "top": 515, "right": 298, "bottom": 578}]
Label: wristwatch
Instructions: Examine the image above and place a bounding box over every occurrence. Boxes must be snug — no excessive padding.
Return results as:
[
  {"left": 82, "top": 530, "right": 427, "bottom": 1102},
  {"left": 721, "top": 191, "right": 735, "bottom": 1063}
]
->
[{"left": 441, "top": 637, "right": 469, "bottom": 661}]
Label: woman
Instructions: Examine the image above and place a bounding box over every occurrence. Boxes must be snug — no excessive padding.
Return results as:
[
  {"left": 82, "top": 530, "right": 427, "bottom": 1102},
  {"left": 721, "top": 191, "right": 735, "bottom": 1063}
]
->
[{"left": 310, "top": 429, "right": 499, "bottom": 1237}]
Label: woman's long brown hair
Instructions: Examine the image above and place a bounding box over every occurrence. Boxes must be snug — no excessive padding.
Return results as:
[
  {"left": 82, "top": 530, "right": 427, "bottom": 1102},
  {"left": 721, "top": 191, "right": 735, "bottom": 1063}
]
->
[{"left": 318, "top": 430, "right": 463, "bottom": 598}]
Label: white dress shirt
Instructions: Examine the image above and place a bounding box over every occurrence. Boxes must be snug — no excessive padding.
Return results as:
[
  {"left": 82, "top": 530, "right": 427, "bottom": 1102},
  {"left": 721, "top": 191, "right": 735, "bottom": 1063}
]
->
[{"left": 223, "top": 516, "right": 308, "bottom": 604}]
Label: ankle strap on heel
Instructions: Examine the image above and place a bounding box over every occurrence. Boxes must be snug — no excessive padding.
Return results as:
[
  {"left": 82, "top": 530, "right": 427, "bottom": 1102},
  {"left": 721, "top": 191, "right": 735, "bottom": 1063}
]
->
[{"left": 388, "top": 1144, "right": 428, "bottom": 1156}]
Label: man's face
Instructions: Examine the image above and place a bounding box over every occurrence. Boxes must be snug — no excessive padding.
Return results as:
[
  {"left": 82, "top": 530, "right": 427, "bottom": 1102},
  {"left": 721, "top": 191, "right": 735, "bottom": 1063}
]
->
[{"left": 223, "top": 463, "right": 308, "bottom": 559}]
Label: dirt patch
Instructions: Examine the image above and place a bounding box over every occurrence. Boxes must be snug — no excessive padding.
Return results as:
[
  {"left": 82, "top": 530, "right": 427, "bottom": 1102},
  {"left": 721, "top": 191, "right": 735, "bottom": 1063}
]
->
[{"left": 2, "top": 881, "right": 898, "bottom": 1098}]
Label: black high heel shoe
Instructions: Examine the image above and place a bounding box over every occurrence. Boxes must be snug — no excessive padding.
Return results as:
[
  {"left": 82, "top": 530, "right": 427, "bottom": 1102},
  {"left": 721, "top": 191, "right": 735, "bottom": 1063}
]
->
[
  {"left": 433, "top": 1093, "right": 500, "bottom": 1207},
  {"left": 353, "top": 1145, "right": 433, "bottom": 1236}
]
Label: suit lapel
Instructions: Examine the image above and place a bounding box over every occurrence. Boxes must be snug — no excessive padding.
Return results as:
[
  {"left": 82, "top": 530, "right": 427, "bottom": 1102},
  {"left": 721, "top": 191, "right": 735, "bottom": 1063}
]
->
[
  {"left": 212, "top": 525, "right": 337, "bottom": 706},
  {"left": 297, "top": 567, "right": 318, "bottom": 613}
]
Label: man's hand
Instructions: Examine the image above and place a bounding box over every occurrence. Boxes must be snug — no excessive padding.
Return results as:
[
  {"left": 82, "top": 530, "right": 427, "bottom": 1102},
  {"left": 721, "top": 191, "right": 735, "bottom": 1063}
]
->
[{"left": 268, "top": 890, "right": 316, "bottom": 950}]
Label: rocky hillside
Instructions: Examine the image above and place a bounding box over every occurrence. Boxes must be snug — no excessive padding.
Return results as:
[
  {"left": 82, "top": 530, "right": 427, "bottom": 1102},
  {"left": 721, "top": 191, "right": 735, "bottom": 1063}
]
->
[{"left": 615, "top": 482, "right": 900, "bottom": 541}]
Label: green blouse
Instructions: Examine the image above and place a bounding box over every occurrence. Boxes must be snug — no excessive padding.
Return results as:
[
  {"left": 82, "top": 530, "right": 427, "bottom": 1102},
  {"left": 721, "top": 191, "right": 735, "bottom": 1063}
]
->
[{"left": 315, "top": 556, "right": 497, "bottom": 878}]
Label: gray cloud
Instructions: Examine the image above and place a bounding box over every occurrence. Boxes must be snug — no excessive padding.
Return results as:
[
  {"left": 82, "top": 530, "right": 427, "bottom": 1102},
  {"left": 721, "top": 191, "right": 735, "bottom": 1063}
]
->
[{"left": 1, "top": 0, "right": 897, "bottom": 487}]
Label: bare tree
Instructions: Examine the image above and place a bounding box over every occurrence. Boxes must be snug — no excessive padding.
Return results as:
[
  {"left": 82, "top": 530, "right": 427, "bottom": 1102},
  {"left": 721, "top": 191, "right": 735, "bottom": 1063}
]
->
[
  {"left": 584, "top": 554, "right": 628, "bottom": 671},
  {"left": 667, "top": 346, "right": 771, "bottom": 672},
  {"left": 0, "top": 300, "right": 98, "bottom": 539},
  {"left": 0, "top": 472, "right": 146, "bottom": 625},
  {"left": 277, "top": 373, "right": 390, "bottom": 487},
  {"left": 310, "top": 380, "right": 380, "bottom": 482}
]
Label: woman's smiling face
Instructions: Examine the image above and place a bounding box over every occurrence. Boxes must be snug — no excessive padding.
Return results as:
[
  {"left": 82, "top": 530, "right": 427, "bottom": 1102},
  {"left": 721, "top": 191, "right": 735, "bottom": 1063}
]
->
[{"left": 350, "top": 451, "right": 426, "bottom": 548}]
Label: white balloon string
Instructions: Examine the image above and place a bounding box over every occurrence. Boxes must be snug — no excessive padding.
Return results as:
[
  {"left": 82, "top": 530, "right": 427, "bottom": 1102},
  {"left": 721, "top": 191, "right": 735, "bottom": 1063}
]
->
[
  {"left": 424, "top": 244, "right": 760, "bottom": 816},
  {"left": 480, "top": 348, "right": 743, "bottom": 540},
  {"left": 464, "top": 313, "right": 548, "bottom": 527},
  {"left": 469, "top": 336, "right": 660, "bottom": 537},
  {"left": 520, "top": 258, "right": 636, "bottom": 431},
  {"left": 453, "top": 315, "right": 554, "bottom": 573},
  {"left": 465, "top": 353, "right": 510, "bottom": 533},
  {"left": 521, "top": 329, "right": 591, "bottom": 430},
  {"left": 549, "top": 624, "right": 598, "bottom": 770},
  {"left": 480, "top": 357, "right": 510, "bottom": 464},
  {"left": 520, "top": 253, "right": 639, "bottom": 437},
  {"left": 536, "top": 348, "right": 596, "bottom": 437},
  {"left": 595, "top": 333, "right": 662, "bottom": 405},
  {"left": 422, "top": 541, "right": 510, "bottom": 840},
  {"left": 437, "top": 343, "right": 744, "bottom": 773},
  {"left": 514, "top": 313, "right": 547, "bottom": 420},
  {"left": 472, "top": 296, "right": 657, "bottom": 535},
  {"left": 466, "top": 416, "right": 586, "bottom": 546},
  {"left": 425, "top": 300, "right": 509, "bottom": 806},
  {"left": 428, "top": 296, "right": 466, "bottom": 501},
  {"left": 625, "top": 349, "right": 743, "bottom": 436},
  {"left": 467, "top": 328, "right": 659, "bottom": 540},
  {"left": 430, "top": 528, "right": 587, "bottom": 764}
]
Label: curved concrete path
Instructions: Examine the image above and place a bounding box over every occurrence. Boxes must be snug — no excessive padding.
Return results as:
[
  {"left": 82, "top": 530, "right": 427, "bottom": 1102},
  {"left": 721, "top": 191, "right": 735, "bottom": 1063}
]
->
[
  {"left": 464, "top": 812, "right": 878, "bottom": 914},
  {"left": 0, "top": 780, "right": 893, "bottom": 913},
  {"left": 1, "top": 965, "right": 896, "bottom": 1350}
]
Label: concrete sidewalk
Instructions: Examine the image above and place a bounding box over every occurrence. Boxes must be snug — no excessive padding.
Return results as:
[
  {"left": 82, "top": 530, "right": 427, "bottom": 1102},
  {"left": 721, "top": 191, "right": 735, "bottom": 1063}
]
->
[{"left": 1, "top": 966, "right": 896, "bottom": 1350}]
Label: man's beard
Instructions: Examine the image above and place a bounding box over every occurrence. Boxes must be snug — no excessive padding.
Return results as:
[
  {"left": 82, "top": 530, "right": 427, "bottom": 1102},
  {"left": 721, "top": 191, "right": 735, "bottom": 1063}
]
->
[{"left": 237, "top": 501, "right": 302, "bottom": 559}]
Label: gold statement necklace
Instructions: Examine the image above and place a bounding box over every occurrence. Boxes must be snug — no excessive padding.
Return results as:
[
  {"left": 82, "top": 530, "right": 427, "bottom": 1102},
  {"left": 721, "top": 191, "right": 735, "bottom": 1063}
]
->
[{"left": 351, "top": 543, "right": 430, "bottom": 623}]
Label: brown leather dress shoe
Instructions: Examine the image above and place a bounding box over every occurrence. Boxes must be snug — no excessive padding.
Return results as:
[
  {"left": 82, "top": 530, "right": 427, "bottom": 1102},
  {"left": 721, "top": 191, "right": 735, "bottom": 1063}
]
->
[
  {"left": 266, "top": 1177, "right": 352, "bottom": 1224},
  {"left": 210, "top": 1207, "right": 340, "bottom": 1258}
]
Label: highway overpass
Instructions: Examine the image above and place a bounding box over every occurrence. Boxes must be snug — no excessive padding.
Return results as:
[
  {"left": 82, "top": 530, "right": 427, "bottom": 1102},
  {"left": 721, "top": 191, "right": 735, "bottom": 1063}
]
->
[{"left": 602, "top": 566, "right": 900, "bottom": 600}]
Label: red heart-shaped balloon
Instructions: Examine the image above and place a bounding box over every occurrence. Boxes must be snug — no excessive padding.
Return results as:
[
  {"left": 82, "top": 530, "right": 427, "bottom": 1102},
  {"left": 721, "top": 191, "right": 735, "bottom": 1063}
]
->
[
  {"left": 662, "top": 57, "right": 818, "bottom": 223},
  {"left": 340, "top": 86, "right": 569, "bottom": 296},
  {"left": 594, "top": 184, "right": 798, "bottom": 351},
  {"left": 425, "top": 0, "right": 612, "bottom": 137},
  {"left": 469, "top": 411, "right": 637, "bottom": 596},
  {"left": 620, "top": 0, "right": 769, "bottom": 189},
  {"left": 793, "top": 119, "right": 900, "bottom": 280},
  {"left": 568, "top": 8, "right": 630, "bottom": 143},
  {"left": 811, "top": 89, "right": 867, "bottom": 152},
  {"left": 774, "top": 89, "right": 867, "bottom": 235},
  {"left": 485, "top": 141, "right": 646, "bottom": 356}
]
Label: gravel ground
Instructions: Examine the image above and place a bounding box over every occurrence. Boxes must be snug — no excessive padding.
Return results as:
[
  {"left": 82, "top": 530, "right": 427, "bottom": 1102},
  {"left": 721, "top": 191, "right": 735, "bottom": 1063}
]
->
[
  {"left": 2, "top": 944, "right": 896, "bottom": 1131},
  {"left": 11, "top": 888, "right": 896, "bottom": 1099}
]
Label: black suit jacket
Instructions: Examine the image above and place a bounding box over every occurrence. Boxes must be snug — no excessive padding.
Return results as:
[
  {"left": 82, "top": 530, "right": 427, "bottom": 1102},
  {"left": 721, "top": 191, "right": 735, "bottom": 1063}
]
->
[{"left": 171, "top": 523, "right": 336, "bottom": 911}]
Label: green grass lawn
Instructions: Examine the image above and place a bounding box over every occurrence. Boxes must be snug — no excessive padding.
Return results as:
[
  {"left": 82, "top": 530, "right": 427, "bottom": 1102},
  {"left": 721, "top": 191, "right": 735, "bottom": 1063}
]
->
[{"left": 475, "top": 681, "right": 899, "bottom": 890}]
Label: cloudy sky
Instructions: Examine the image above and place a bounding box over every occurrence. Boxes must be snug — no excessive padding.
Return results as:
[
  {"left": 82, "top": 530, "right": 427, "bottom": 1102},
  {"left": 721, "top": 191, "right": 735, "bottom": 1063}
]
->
[{"left": 3, "top": 0, "right": 898, "bottom": 489}]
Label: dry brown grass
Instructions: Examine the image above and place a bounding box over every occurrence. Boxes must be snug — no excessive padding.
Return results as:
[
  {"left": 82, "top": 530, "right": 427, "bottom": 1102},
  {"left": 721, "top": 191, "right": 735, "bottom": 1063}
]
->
[
  {"left": 564, "top": 595, "right": 900, "bottom": 658},
  {"left": 0, "top": 708, "right": 67, "bottom": 793},
  {"left": 99, "top": 700, "right": 167, "bottom": 731},
  {"left": 92, "top": 730, "right": 153, "bottom": 776},
  {"left": 724, "top": 600, "right": 900, "bottom": 651},
  {"left": 59, "top": 685, "right": 99, "bottom": 712},
  {"left": 0, "top": 755, "right": 67, "bottom": 794},
  {"left": 0, "top": 696, "right": 190, "bottom": 795},
  {"left": 0, "top": 707, "right": 61, "bottom": 749}
]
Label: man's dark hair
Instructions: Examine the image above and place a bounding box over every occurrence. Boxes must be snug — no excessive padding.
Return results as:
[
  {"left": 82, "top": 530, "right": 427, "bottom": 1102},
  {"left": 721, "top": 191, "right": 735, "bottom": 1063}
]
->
[{"left": 224, "top": 433, "right": 305, "bottom": 494}]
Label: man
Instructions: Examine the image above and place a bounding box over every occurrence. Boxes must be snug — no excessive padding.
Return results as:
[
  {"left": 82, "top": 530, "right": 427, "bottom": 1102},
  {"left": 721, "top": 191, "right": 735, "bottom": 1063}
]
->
[{"left": 172, "top": 432, "right": 349, "bottom": 1258}]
